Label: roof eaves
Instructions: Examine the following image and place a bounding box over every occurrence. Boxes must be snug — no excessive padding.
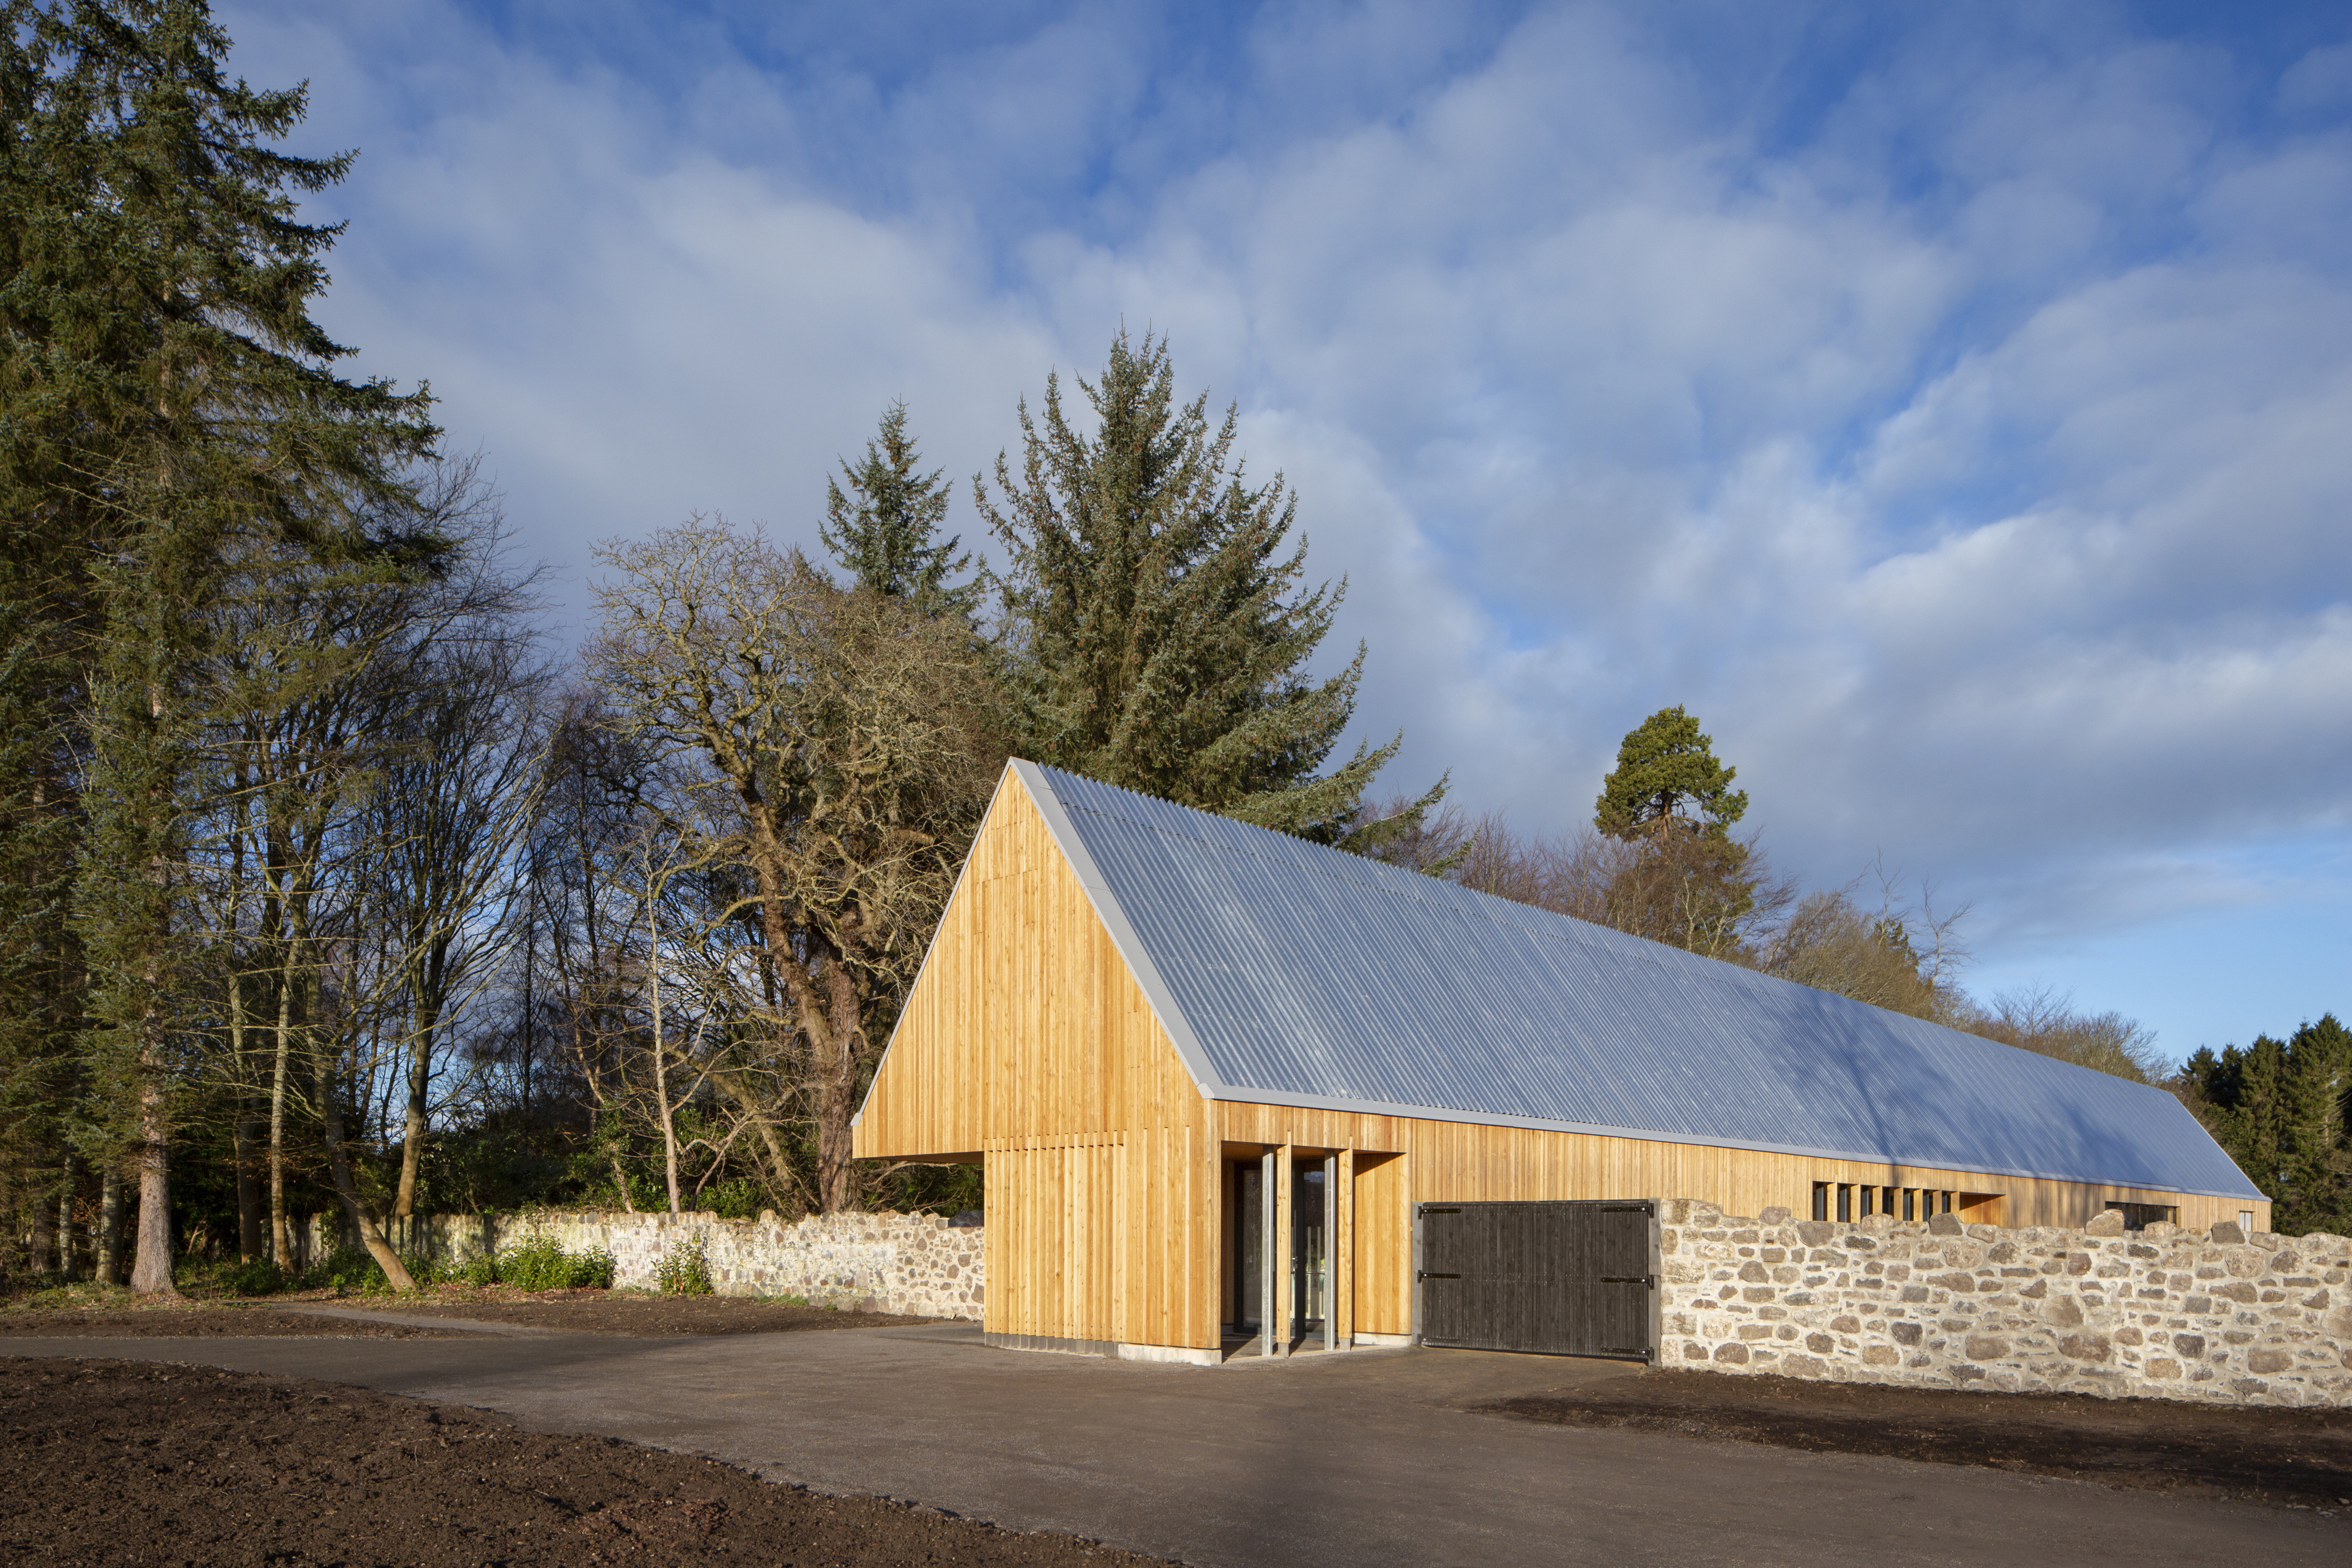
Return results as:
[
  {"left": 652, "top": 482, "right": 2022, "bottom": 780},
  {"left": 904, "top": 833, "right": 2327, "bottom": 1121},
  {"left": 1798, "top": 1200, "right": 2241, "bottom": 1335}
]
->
[{"left": 1203, "top": 1085, "right": 2265, "bottom": 1202}]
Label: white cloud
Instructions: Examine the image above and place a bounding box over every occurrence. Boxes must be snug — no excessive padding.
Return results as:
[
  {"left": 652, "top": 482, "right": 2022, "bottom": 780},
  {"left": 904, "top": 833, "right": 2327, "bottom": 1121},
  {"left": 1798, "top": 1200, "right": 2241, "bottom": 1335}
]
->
[{"left": 218, "top": 1, "right": 2352, "bottom": 1046}]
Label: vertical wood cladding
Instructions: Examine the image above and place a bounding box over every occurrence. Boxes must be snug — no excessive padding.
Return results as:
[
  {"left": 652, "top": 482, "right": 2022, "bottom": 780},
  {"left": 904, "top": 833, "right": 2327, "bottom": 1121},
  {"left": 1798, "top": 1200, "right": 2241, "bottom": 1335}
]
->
[
  {"left": 859, "top": 771, "right": 2270, "bottom": 1354},
  {"left": 854, "top": 775, "right": 1217, "bottom": 1350}
]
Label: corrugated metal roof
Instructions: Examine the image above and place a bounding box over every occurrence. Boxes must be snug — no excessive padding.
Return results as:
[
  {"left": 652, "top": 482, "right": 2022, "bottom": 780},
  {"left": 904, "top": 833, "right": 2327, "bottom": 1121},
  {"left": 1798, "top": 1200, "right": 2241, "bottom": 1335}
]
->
[{"left": 1014, "top": 761, "right": 2261, "bottom": 1201}]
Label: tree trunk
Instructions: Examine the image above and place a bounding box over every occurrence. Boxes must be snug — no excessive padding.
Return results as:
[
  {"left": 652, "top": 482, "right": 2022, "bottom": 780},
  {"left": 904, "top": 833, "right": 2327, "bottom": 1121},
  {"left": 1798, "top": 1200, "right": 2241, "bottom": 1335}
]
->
[
  {"left": 128, "top": 1071, "right": 178, "bottom": 1295},
  {"left": 228, "top": 922, "right": 262, "bottom": 1261},
  {"left": 816, "top": 955, "right": 863, "bottom": 1213},
  {"left": 393, "top": 996, "right": 436, "bottom": 1221},
  {"left": 56, "top": 1155, "right": 80, "bottom": 1280},
  {"left": 96, "top": 1168, "right": 123, "bottom": 1286},
  {"left": 648, "top": 896, "right": 681, "bottom": 1216},
  {"left": 268, "top": 939, "right": 296, "bottom": 1266},
  {"left": 233, "top": 1114, "right": 264, "bottom": 1261},
  {"left": 316, "top": 1054, "right": 416, "bottom": 1293},
  {"left": 27, "top": 1172, "right": 54, "bottom": 1275},
  {"left": 609, "top": 1151, "right": 637, "bottom": 1213},
  {"left": 736, "top": 800, "right": 858, "bottom": 1214}
]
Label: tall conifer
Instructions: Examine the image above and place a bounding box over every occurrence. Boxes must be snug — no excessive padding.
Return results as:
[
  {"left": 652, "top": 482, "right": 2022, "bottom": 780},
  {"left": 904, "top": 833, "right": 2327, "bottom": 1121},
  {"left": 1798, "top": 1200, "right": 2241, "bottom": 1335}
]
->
[
  {"left": 1589, "top": 706, "right": 1760, "bottom": 957},
  {"left": 2280, "top": 1015, "right": 2350, "bottom": 1232},
  {"left": 1595, "top": 706, "right": 1749, "bottom": 841},
  {"left": 979, "top": 330, "right": 1426, "bottom": 840},
  {"left": 821, "top": 402, "right": 975, "bottom": 615},
  {"left": 1, "top": 0, "right": 437, "bottom": 1290}
]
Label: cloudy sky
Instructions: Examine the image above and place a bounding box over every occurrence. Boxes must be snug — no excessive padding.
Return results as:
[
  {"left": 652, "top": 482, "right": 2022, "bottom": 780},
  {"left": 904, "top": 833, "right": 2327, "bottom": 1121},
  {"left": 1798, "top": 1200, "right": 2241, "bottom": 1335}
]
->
[{"left": 219, "top": 1, "right": 2351, "bottom": 1062}]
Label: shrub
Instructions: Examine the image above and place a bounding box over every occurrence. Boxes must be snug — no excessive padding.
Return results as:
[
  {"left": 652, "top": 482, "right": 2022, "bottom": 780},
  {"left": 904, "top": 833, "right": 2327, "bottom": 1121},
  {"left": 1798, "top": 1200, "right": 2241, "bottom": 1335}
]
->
[
  {"left": 655, "top": 1235, "right": 713, "bottom": 1296},
  {"left": 296, "top": 1246, "right": 447, "bottom": 1294},
  {"left": 490, "top": 1235, "right": 616, "bottom": 1291},
  {"left": 695, "top": 1179, "right": 767, "bottom": 1221},
  {"left": 401, "top": 1253, "right": 453, "bottom": 1287},
  {"left": 303, "top": 1243, "right": 385, "bottom": 1294},
  {"left": 217, "top": 1258, "right": 289, "bottom": 1297}
]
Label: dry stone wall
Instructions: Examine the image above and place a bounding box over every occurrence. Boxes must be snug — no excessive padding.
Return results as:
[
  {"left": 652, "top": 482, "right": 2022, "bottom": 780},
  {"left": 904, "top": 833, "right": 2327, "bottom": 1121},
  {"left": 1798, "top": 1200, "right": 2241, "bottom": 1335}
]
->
[
  {"left": 1659, "top": 1198, "right": 2352, "bottom": 1407},
  {"left": 340, "top": 1209, "right": 984, "bottom": 1320}
]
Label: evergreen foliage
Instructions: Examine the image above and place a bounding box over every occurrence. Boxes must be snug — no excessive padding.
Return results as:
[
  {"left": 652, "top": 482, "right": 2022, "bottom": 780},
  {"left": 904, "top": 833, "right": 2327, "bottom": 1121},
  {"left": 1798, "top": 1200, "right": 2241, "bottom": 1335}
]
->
[
  {"left": 820, "top": 401, "right": 975, "bottom": 615},
  {"left": 1, "top": 0, "right": 437, "bottom": 1290},
  {"left": 1595, "top": 705, "right": 1749, "bottom": 841},
  {"left": 1587, "top": 705, "right": 1759, "bottom": 956},
  {"left": 978, "top": 330, "right": 1432, "bottom": 844},
  {"left": 2180, "top": 1014, "right": 2351, "bottom": 1235}
]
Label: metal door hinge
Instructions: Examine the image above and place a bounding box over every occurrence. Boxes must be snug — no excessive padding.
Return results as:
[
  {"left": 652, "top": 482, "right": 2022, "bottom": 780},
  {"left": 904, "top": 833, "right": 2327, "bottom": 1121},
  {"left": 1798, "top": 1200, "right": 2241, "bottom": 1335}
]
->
[{"left": 1601, "top": 1275, "right": 1656, "bottom": 1289}]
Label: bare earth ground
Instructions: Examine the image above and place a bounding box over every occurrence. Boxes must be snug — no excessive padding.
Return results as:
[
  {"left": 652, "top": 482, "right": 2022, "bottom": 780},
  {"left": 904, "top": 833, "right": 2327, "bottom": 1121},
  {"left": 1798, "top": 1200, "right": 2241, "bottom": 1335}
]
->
[
  {"left": 11, "top": 1296, "right": 2350, "bottom": 1563},
  {"left": 346, "top": 1289, "right": 934, "bottom": 1336},
  {"left": 0, "top": 1303, "right": 466, "bottom": 1338},
  {"left": 1484, "top": 1369, "right": 2352, "bottom": 1509},
  {"left": 1, "top": 1359, "right": 1174, "bottom": 1568},
  {"left": 0, "top": 1286, "right": 933, "bottom": 1338}
]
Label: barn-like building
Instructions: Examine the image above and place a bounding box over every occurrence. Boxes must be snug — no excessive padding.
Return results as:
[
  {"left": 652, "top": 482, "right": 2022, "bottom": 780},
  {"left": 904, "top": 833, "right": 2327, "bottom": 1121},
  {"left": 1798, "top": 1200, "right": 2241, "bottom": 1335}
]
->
[{"left": 853, "top": 762, "right": 2267, "bottom": 1364}]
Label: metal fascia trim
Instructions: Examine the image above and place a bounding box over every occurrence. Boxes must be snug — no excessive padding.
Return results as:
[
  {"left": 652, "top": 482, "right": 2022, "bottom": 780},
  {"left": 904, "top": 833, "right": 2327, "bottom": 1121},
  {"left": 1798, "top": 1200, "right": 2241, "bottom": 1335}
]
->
[
  {"left": 1011, "top": 760, "right": 1225, "bottom": 1099},
  {"left": 1202, "top": 1085, "right": 2263, "bottom": 1202}
]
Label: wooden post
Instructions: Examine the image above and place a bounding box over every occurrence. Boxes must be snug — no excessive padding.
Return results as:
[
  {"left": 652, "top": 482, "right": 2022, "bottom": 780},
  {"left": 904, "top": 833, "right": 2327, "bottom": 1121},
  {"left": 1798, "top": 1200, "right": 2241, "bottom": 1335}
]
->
[
  {"left": 1322, "top": 1152, "right": 1338, "bottom": 1351},
  {"left": 1275, "top": 1145, "right": 1295, "bottom": 1356},
  {"left": 1260, "top": 1148, "right": 1279, "bottom": 1356},
  {"left": 1335, "top": 1146, "right": 1356, "bottom": 1349}
]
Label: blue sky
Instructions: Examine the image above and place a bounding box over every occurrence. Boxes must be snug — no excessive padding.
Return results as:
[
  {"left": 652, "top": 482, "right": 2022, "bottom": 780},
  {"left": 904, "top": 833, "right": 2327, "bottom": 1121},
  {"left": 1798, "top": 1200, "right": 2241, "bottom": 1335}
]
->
[{"left": 220, "top": 1, "right": 2351, "bottom": 1062}]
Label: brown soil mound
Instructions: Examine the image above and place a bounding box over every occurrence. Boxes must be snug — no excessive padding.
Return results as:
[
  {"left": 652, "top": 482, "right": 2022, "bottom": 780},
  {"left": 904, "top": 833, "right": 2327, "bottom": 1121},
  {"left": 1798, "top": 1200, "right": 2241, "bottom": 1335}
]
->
[
  {"left": 1484, "top": 1369, "right": 2352, "bottom": 1509},
  {"left": 2, "top": 1359, "right": 1170, "bottom": 1567},
  {"left": 0, "top": 1305, "right": 460, "bottom": 1338}
]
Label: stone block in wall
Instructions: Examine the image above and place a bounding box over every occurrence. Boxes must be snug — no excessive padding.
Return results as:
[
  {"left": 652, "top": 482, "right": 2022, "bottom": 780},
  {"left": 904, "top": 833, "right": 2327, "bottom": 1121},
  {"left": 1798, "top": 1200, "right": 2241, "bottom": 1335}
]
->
[
  {"left": 1653, "top": 1198, "right": 2352, "bottom": 1410},
  {"left": 402, "top": 1208, "right": 987, "bottom": 1320}
]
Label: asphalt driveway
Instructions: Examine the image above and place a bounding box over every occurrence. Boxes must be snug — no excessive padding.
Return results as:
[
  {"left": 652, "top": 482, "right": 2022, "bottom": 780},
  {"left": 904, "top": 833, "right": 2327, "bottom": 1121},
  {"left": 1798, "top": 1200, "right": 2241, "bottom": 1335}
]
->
[{"left": 6, "top": 1318, "right": 2342, "bottom": 1567}]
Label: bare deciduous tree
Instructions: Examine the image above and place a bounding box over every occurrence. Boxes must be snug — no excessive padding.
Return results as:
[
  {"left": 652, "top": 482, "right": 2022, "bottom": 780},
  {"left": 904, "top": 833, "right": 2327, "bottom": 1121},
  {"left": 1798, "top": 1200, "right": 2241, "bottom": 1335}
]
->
[
  {"left": 1360, "top": 798, "right": 1795, "bottom": 961},
  {"left": 590, "top": 520, "right": 1003, "bottom": 1212}
]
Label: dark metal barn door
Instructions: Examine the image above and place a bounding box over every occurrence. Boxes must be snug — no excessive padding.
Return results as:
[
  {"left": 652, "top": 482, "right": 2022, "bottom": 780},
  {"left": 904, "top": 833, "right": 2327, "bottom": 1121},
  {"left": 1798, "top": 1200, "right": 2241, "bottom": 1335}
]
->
[{"left": 1415, "top": 1199, "right": 1658, "bottom": 1360}]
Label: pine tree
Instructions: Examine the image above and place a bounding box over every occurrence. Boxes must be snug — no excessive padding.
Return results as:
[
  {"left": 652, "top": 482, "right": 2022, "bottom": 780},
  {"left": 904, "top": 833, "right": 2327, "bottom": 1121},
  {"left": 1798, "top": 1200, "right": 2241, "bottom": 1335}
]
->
[
  {"left": 2236, "top": 1035, "right": 2286, "bottom": 1199},
  {"left": 2, "top": 0, "right": 437, "bottom": 1291},
  {"left": 820, "top": 402, "right": 975, "bottom": 615},
  {"left": 1595, "top": 706, "right": 1749, "bottom": 841},
  {"left": 1591, "top": 706, "right": 1759, "bottom": 957},
  {"left": 2177, "top": 1018, "right": 2350, "bottom": 1235},
  {"left": 979, "top": 330, "right": 1428, "bottom": 840},
  {"left": 2280, "top": 1015, "right": 2350, "bottom": 1233}
]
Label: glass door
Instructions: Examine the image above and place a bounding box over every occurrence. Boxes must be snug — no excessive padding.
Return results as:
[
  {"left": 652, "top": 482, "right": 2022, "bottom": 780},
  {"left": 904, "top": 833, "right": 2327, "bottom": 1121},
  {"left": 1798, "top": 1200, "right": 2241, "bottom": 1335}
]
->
[
  {"left": 1232, "top": 1161, "right": 1262, "bottom": 1333},
  {"left": 1295, "top": 1163, "right": 1327, "bottom": 1329}
]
